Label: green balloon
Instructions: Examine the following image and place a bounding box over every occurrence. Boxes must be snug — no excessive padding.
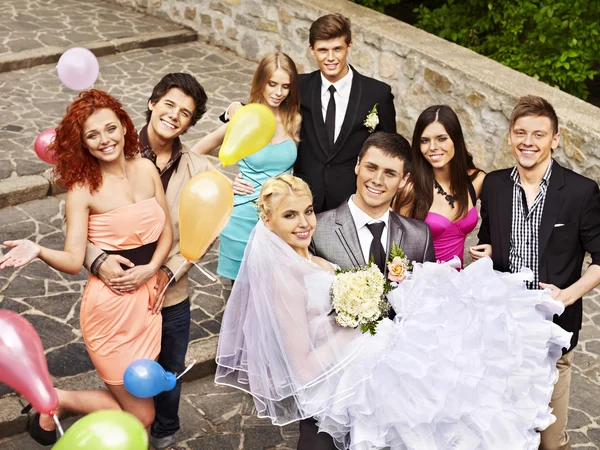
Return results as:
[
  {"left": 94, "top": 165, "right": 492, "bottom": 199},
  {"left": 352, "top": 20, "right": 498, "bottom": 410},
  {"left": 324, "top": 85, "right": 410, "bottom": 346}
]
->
[{"left": 53, "top": 410, "right": 148, "bottom": 450}]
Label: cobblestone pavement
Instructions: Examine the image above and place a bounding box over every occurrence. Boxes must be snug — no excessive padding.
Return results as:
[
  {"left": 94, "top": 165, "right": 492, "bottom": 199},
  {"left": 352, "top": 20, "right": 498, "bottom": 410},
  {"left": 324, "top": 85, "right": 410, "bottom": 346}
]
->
[
  {"left": 0, "top": 376, "right": 299, "bottom": 450},
  {"left": 0, "top": 39, "right": 254, "bottom": 180},
  {"left": 0, "top": 0, "right": 183, "bottom": 57}
]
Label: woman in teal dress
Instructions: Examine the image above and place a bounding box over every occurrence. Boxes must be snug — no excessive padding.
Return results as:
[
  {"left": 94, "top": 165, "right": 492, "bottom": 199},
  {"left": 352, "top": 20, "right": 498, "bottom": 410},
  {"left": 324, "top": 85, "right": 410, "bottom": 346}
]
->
[{"left": 192, "top": 52, "right": 301, "bottom": 281}]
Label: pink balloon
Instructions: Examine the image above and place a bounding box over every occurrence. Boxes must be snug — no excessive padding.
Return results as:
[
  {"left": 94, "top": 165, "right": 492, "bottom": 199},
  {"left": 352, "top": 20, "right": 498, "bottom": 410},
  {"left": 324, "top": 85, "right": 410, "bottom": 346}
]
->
[
  {"left": 57, "top": 47, "right": 99, "bottom": 91},
  {"left": 0, "top": 310, "right": 58, "bottom": 414},
  {"left": 34, "top": 128, "right": 57, "bottom": 164}
]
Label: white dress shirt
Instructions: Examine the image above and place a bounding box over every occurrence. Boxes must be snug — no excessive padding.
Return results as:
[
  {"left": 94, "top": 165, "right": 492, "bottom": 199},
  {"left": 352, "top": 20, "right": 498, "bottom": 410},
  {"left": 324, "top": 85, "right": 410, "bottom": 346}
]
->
[
  {"left": 347, "top": 196, "right": 389, "bottom": 265},
  {"left": 320, "top": 66, "right": 354, "bottom": 143}
]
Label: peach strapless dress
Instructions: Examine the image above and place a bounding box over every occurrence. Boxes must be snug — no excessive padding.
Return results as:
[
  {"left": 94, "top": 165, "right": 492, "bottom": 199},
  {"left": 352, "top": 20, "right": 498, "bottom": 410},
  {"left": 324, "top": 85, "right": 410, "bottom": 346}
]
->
[{"left": 81, "top": 197, "right": 165, "bottom": 385}]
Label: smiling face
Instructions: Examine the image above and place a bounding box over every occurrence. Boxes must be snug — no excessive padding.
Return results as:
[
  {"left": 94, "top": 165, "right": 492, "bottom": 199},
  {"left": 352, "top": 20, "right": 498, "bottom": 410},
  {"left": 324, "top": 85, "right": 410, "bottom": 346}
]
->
[
  {"left": 262, "top": 68, "right": 291, "bottom": 109},
  {"left": 419, "top": 121, "right": 455, "bottom": 170},
  {"left": 81, "top": 108, "right": 126, "bottom": 162},
  {"left": 264, "top": 193, "right": 316, "bottom": 254},
  {"left": 148, "top": 87, "right": 196, "bottom": 141},
  {"left": 310, "top": 37, "right": 351, "bottom": 83},
  {"left": 354, "top": 146, "right": 407, "bottom": 218},
  {"left": 509, "top": 115, "right": 559, "bottom": 172}
]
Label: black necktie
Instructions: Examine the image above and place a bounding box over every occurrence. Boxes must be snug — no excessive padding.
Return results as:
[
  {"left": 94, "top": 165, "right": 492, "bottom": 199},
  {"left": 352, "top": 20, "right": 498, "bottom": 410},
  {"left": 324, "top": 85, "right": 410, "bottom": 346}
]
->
[
  {"left": 325, "top": 85, "right": 336, "bottom": 149},
  {"left": 366, "top": 222, "right": 386, "bottom": 274}
]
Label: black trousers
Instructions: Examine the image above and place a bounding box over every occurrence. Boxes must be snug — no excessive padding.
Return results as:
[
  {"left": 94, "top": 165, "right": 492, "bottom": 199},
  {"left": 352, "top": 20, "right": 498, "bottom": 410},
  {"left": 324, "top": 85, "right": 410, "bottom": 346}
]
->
[{"left": 297, "top": 418, "right": 336, "bottom": 450}]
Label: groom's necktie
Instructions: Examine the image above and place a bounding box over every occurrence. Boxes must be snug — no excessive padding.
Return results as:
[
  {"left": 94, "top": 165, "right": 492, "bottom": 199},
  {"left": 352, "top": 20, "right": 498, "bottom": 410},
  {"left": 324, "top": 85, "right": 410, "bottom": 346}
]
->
[
  {"left": 366, "top": 222, "right": 386, "bottom": 274},
  {"left": 325, "top": 85, "right": 336, "bottom": 149}
]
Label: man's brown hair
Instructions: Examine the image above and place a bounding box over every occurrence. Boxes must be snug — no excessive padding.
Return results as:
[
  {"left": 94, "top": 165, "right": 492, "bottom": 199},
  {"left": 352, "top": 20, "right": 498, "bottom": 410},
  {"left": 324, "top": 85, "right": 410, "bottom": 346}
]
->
[
  {"left": 309, "top": 13, "right": 352, "bottom": 47},
  {"left": 509, "top": 95, "right": 559, "bottom": 135}
]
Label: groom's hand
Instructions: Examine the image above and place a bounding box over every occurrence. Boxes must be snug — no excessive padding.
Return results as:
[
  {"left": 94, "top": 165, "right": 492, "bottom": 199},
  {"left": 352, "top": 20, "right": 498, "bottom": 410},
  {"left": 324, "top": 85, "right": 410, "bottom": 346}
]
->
[{"left": 468, "top": 244, "right": 491, "bottom": 261}]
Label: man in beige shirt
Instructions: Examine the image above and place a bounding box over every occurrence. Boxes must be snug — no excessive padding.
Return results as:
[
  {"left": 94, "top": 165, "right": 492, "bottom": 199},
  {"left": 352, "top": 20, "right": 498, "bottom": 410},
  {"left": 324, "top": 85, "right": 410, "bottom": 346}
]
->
[{"left": 84, "top": 73, "right": 213, "bottom": 450}]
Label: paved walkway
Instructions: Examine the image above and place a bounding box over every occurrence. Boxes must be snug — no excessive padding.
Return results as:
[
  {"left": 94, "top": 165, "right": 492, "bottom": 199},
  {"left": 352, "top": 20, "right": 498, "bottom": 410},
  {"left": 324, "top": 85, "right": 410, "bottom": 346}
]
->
[{"left": 0, "top": 0, "right": 183, "bottom": 58}]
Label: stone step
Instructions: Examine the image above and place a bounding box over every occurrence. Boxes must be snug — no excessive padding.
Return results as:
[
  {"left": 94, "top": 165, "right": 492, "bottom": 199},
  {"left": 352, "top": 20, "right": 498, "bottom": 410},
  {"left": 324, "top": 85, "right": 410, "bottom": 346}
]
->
[
  {"left": 0, "top": 29, "right": 198, "bottom": 73},
  {"left": 0, "top": 154, "right": 235, "bottom": 209},
  {"left": 0, "top": 336, "right": 218, "bottom": 440}
]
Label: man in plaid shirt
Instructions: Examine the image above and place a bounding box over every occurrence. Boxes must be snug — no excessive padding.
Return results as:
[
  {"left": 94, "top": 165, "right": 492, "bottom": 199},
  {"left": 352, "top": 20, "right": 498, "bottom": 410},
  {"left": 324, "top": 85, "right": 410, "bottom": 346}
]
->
[{"left": 472, "top": 95, "right": 600, "bottom": 450}]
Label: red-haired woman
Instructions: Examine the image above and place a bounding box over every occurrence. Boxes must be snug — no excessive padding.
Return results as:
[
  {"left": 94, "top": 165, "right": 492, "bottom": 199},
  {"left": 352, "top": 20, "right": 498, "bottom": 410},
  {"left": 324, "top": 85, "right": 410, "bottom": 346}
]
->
[{"left": 0, "top": 90, "right": 172, "bottom": 445}]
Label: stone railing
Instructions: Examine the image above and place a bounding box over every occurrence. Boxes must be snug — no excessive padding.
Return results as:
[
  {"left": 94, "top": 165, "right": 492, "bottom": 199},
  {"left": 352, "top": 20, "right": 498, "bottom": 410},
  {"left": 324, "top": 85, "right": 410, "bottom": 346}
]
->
[{"left": 108, "top": 0, "right": 600, "bottom": 181}]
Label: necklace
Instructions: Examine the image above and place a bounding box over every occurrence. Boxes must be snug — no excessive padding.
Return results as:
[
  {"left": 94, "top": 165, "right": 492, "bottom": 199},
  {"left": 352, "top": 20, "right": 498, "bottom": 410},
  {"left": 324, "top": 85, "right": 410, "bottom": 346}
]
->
[
  {"left": 434, "top": 179, "right": 456, "bottom": 208},
  {"left": 102, "top": 171, "right": 127, "bottom": 180}
]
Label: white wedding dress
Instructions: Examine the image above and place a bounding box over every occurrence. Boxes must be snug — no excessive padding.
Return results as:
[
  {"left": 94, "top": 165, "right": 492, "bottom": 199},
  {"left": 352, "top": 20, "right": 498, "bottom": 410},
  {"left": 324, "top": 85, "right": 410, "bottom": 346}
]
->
[{"left": 215, "top": 221, "right": 571, "bottom": 450}]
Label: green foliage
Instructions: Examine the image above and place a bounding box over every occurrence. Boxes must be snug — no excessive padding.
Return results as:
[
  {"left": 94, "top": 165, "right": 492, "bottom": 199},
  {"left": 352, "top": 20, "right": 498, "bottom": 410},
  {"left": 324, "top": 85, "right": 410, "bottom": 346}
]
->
[
  {"left": 351, "top": 0, "right": 403, "bottom": 13},
  {"left": 414, "top": 0, "right": 599, "bottom": 99}
]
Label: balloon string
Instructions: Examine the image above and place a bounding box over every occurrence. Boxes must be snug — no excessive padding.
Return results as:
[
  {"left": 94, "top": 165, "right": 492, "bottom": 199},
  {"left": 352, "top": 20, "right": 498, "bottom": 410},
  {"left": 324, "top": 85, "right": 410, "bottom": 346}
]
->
[
  {"left": 158, "top": 260, "right": 188, "bottom": 300},
  {"left": 176, "top": 359, "right": 197, "bottom": 380},
  {"left": 51, "top": 413, "right": 64, "bottom": 437},
  {"left": 192, "top": 262, "right": 216, "bottom": 282}
]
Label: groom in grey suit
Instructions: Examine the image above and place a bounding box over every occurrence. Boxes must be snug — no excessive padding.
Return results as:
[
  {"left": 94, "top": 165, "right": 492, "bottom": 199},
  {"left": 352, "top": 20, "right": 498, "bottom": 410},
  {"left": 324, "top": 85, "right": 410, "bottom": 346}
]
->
[{"left": 300, "top": 132, "right": 436, "bottom": 450}]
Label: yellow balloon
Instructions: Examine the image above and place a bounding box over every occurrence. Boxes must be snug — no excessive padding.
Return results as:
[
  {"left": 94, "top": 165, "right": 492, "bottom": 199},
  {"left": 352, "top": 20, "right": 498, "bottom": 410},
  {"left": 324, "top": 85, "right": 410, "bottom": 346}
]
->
[
  {"left": 179, "top": 171, "right": 234, "bottom": 261},
  {"left": 219, "top": 103, "right": 276, "bottom": 166}
]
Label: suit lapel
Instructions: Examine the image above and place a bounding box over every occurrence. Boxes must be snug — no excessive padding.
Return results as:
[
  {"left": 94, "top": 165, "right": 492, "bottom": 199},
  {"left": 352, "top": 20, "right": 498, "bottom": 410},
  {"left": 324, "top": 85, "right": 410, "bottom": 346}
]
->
[
  {"left": 329, "top": 66, "right": 362, "bottom": 161},
  {"left": 498, "top": 171, "right": 513, "bottom": 269},
  {"left": 334, "top": 202, "right": 366, "bottom": 267},
  {"left": 310, "top": 75, "right": 330, "bottom": 156},
  {"left": 386, "top": 214, "right": 404, "bottom": 261},
  {"left": 538, "top": 162, "right": 565, "bottom": 261}
]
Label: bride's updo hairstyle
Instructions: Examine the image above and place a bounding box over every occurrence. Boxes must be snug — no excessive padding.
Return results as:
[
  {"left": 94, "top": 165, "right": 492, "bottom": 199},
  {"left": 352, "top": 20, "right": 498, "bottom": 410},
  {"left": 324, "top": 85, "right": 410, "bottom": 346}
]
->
[{"left": 257, "top": 174, "right": 312, "bottom": 220}]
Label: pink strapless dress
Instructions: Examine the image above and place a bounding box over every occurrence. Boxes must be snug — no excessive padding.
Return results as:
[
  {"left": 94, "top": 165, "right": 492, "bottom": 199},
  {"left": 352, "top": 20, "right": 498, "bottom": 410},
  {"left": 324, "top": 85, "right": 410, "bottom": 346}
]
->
[
  {"left": 424, "top": 207, "right": 478, "bottom": 266},
  {"left": 81, "top": 197, "right": 164, "bottom": 385}
]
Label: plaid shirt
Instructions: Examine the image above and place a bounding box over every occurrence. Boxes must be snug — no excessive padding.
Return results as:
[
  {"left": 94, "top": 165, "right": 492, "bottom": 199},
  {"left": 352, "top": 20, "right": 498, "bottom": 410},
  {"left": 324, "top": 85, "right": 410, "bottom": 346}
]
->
[
  {"left": 508, "top": 160, "right": 553, "bottom": 289},
  {"left": 90, "top": 125, "right": 182, "bottom": 279},
  {"left": 139, "top": 125, "right": 183, "bottom": 191}
]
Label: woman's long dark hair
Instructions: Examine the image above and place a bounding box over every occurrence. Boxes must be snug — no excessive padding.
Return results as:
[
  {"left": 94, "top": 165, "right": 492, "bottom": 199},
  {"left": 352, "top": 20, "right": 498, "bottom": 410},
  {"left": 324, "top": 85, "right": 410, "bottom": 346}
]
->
[{"left": 393, "top": 105, "right": 481, "bottom": 220}]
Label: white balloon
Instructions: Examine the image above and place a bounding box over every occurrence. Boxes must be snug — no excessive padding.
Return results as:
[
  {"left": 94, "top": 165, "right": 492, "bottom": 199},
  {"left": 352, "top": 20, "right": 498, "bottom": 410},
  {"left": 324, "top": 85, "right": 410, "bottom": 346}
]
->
[{"left": 56, "top": 47, "right": 100, "bottom": 91}]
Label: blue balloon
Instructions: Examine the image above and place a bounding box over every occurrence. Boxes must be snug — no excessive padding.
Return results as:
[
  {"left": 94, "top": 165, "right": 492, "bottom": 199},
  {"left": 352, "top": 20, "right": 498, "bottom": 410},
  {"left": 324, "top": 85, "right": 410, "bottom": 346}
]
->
[{"left": 123, "top": 359, "right": 177, "bottom": 398}]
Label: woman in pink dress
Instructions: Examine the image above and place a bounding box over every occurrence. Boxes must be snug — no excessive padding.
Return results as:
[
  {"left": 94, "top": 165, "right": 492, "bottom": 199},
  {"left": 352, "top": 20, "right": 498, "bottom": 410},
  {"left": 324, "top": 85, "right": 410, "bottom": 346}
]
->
[
  {"left": 393, "top": 105, "right": 487, "bottom": 266},
  {"left": 0, "top": 90, "right": 172, "bottom": 445}
]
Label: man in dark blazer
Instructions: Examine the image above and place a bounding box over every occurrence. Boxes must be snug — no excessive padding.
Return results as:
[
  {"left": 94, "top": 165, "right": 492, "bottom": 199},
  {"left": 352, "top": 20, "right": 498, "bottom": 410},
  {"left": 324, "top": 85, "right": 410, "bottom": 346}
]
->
[
  {"left": 303, "top": 132, "right": 435, "bottom": 450},
  {"left": 470, "top": 95, "right": 600, "bottom": 450},
  {"left": 296, "top": 13, "right": 396, "bottom": 212},
  {"left": 222, "top": 13, "right": 397, "bottom": 213}
]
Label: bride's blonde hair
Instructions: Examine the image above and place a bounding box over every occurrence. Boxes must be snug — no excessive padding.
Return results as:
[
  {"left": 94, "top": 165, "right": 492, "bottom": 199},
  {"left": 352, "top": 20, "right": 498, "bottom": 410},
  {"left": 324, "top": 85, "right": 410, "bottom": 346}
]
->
[{"left": 257, "top": 174, "right": 312, "bottom": 220}]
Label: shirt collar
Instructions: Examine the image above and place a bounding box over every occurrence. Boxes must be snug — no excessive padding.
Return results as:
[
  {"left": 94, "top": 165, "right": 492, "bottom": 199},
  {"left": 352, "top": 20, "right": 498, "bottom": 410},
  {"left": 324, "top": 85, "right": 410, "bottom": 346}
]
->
[
  {"left": 320, "top": 66, "right": 353, "bottom": 99},
  {"left": 139, "top": 124, "right": 183, "bottom": 164},
  {"left": 348, "top": 195, "right": 390, "bottom": 230},
  {"left": 510, "top": 159, "right": 554, "bottom": 186}
]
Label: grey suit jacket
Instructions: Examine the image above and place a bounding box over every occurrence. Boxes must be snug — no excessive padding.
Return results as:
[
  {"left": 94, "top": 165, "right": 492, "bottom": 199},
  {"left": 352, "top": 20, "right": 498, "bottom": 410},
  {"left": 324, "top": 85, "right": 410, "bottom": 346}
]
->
[{"left": 311, "top": 201, "right": 436, "bottom": 270}]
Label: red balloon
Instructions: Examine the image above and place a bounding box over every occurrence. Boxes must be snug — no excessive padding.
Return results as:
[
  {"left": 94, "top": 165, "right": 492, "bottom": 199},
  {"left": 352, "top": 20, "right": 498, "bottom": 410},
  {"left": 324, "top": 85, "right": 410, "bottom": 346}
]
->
[
  {"left": 0, "top": 310, "right": 58, "bottom": 414},
  {"left": 34, "top": 128, "right": 57, "bottom": 164}
]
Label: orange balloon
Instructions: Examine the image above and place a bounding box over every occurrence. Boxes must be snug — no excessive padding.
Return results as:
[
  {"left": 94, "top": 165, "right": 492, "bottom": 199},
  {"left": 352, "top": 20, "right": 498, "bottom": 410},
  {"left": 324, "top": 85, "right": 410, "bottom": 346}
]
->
[{"left": 179, "top": 171, "right": 234, "bottom": 261}]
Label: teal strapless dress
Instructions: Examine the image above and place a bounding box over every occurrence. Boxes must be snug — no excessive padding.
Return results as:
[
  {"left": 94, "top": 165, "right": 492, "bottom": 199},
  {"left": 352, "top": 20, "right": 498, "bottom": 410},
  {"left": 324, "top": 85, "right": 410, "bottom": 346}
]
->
[{"left": 217, "top": 140, "right": 297, "bottom": 280}]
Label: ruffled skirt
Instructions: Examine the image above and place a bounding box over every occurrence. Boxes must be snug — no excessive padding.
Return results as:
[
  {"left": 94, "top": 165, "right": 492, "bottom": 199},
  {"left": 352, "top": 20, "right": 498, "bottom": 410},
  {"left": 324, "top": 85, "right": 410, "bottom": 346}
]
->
[{"left": 310, "top": 258, "right": 571, "bottom": 450}]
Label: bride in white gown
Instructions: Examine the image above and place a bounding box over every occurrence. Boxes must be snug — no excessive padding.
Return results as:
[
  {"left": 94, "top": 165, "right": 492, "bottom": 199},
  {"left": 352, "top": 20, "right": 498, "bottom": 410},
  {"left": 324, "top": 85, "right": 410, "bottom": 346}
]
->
[{"left": 215, "top": 174, "right": 571, "bottom": 450}]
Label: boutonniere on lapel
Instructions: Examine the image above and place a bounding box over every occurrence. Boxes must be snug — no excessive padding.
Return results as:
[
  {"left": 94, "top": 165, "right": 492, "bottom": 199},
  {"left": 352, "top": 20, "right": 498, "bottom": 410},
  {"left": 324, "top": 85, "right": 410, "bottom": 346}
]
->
[
  {"left": 386, "top": 242, "right": 412, "bottom": 283},
  {"left": 364, "top": 104, "right": 379, "bottom": 133}
]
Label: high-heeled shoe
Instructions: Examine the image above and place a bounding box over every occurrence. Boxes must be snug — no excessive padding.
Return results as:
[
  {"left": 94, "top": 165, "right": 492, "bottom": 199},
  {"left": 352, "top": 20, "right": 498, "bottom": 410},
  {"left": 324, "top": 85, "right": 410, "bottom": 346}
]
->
[{"left": 21, "top": 404, "right": 57, "bottom": 446}]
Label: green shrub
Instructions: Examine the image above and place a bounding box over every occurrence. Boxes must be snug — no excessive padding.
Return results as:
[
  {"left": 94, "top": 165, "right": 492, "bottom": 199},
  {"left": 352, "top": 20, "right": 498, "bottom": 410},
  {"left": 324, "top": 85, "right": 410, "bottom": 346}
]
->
[{"left": 415, "top": 0, "right": 599, "bottom": 99}]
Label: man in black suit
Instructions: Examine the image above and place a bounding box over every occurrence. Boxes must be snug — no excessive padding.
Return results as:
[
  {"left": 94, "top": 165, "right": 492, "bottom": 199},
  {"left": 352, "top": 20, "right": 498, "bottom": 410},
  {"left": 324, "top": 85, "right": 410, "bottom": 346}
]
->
[
  {"left": 470, "top": 95, "right": 600, "bottom": 450},
  {"left": 223, "top": 13, "right": 397, "bottom": 213}
]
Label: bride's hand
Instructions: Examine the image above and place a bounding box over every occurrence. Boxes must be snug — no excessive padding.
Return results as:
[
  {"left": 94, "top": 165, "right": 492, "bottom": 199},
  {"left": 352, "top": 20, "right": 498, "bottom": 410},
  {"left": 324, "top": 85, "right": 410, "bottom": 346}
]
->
[
  {"left": 0, "top": 240, "right": 41, "bottom": 269},
  {"left": 232, "top": 173, "right": 255, "bottom": 196}
]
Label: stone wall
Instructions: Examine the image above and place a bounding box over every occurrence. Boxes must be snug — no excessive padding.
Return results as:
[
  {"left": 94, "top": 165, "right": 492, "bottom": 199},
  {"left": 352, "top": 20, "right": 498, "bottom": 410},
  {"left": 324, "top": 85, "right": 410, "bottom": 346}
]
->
[{"left": 108, "top": 0, "right": 600, "bottom": 181}]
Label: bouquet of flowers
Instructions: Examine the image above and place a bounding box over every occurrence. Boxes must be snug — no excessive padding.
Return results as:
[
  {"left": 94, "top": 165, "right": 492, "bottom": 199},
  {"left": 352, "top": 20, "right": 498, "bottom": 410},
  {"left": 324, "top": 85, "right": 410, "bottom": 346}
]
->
[{"left": 330, "top": 243, "right": 412, "bottom": 335}]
